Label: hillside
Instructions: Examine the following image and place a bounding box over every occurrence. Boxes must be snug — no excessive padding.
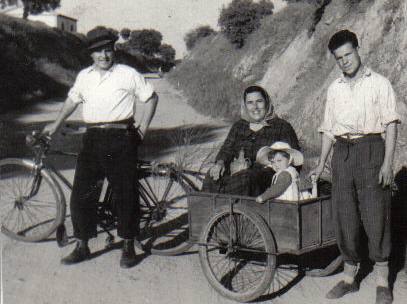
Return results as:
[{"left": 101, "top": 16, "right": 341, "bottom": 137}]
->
[
  {"left": 0, "top": 14, "right": 89, "bottom": 112},
  {"left": 168, "top": 0, "right": 407, "bottom": 171}
]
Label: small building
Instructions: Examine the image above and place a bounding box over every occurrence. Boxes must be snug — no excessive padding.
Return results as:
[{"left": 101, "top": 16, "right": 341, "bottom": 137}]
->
[{"left": 1, "top": 1, "right": 77, "bottom": 33}]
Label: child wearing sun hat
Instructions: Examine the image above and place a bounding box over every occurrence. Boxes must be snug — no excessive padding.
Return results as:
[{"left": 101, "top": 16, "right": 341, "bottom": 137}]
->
[{"left": 255, "top": 141, "right": 304, "bottom": 203}]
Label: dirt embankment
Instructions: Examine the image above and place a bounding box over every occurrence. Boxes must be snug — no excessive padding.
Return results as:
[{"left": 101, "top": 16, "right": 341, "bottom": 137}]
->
[
  {"left": 0, "top": 14, "right": 89, "bottom": 113},
  {"left": 170, "top": 0, "right": 407, "bottom": 172}
]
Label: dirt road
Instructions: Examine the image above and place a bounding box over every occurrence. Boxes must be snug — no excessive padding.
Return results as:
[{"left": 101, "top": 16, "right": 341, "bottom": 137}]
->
[{"left": 1, "top": 79, "right": 407, "bottom": 304}]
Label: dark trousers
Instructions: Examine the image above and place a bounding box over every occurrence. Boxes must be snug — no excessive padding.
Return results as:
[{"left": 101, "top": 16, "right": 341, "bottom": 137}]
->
[
  {"left": 202, "top": 164, "right": 274, "bottom": 196},
  {"left": 331, "top": 135, "right": 391, "bottom": 264},
  {"left": 70, "top": 128, "right": 140, "bottom": 240}
]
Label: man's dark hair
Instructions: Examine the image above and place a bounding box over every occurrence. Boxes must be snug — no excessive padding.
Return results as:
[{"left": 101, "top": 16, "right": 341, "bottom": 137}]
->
[{"left": 328, "top": 30, "right": 359, "bottom": 53}]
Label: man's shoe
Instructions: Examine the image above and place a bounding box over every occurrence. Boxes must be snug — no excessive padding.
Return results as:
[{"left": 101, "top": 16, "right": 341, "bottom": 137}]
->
[
  {"left": 376, "top": 286, "right": 393, "bottom": 304},
  {"left": 120, "top": 239, "right": 137, "bottom": 269},
  {"left": 326, "top": 280, "right": 359, "bottom": 299},
  {"left": 61, "top": 243, "right": 90, "bottom": 265}
]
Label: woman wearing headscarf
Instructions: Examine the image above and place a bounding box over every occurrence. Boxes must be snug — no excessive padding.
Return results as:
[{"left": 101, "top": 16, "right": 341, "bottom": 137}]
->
[{"left": 202, "top": 85, "right": 300, "bottom": 196}]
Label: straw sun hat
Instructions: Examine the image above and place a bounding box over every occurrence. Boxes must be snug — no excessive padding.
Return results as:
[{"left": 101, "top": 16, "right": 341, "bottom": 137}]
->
[{"left": 256, "top": 141, "right": 304, "bottom": 167}]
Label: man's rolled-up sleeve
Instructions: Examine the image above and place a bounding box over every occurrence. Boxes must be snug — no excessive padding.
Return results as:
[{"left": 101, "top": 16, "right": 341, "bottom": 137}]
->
[
  {"left": 67, "top": 72, "right": 85, "bottom": 104},
  {"left": 318, "top": 87, "right": 335, "bottom": 140},
  {"left": 380, "top": 79, "right": 401, "bottom": 126},
  {"left": 133, "top": 72, "right": 154, "bottom": 103}
]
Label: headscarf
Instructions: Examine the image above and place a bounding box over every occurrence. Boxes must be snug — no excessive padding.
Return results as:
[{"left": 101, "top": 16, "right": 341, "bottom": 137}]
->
[{"left": 240, "top": 85, "right": 275, "bottom": 131}]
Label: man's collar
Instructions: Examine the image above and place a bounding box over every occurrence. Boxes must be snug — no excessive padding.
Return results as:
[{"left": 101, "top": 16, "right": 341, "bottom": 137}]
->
[
  {"left": 87, "top": 63, "right": 117, "bottom": 74},
  {"left": 338, "top": 66, "right": 372, "bottom": 83}
]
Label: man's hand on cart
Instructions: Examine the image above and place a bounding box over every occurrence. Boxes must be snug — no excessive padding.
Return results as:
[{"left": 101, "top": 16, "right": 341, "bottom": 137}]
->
[{"left": 308, "top": 164, "right": 324, "bottom": 181}]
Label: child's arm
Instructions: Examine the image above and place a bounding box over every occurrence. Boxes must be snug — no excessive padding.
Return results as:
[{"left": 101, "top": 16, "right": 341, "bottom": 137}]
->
[{"left": 256, "top": 172, "right": 292, "bottom": 203}]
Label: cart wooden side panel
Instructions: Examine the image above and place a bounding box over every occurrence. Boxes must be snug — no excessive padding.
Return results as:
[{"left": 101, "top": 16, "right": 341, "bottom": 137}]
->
[{"left": 188, "top": 192, "right": 336, "bottom": 254}]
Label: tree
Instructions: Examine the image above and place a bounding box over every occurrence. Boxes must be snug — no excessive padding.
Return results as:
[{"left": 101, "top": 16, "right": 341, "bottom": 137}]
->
[
  {"left": 120, "top": 28, "right": 131, "bottom": 40},
  {"left": 218, "top": 0, "right": 274, "bottom": 48},
  {"left": 184, "top": 25, "right": 216, "bottom": 50},
  {"left": 1, "top": 0, "right": 60, "bottom": 19},
  {"left": 158, "top": 44, "right": 176, "bottom": 63},
  {"left": 87, "top": 26, "right": 118, "bottom": 38},
  {"left": 128, "top": 29, "right": 163, "bottom": 56}
]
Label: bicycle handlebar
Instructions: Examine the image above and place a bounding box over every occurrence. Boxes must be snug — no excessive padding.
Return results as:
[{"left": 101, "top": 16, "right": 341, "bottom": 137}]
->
[{"left": 26, "top": 131, "right": 51, "bottom": 148}]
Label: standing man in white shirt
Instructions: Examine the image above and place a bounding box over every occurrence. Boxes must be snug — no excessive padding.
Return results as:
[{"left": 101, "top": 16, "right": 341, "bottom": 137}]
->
[
  {"left": 310, "top": 30, "right": 400, "bottom": 304},
  {"left": 43, "top": 28, "right": 158, "bottom": 268}
]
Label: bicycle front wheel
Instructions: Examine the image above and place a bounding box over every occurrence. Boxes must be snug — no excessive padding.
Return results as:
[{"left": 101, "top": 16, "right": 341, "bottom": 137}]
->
[
  {"left": 138, "top": 169, "right": 193, "bottom": 256},
  {"left": 0, "top": 158, "right": 65, "bottom": 242}
]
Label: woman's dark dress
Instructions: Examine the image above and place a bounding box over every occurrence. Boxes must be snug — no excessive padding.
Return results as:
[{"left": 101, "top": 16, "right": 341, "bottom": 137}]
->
[{"left": 202, "top": 117, "right": 300, "bottom": 196}]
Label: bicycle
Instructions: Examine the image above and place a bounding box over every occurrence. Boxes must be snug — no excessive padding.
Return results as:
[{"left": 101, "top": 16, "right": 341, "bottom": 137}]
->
[{"left": 0, "top": 130, "right": 204, "bottom": 256}]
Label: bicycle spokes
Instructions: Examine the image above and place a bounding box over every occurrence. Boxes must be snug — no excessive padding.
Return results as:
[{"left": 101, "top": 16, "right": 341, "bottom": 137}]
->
[
  {"left": 137, "top": 171, "right": 192, "bottom": 255},
  {"left": 0, "top": 161, "right": 61, "bottom": 241}
]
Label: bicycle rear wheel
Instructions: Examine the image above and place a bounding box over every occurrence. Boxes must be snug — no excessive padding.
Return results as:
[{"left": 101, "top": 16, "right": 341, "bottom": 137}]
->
[
  {"left": 138, "top": 169, "right": 193, "bottom": 256},
  {"left": 0, "top": 158, "right": 65, "bottom": 242}
]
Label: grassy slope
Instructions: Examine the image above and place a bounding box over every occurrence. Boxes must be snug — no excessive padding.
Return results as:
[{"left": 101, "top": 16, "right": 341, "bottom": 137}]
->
[
  {"left": 169, "top": 0, "right": 407, "bottom": 170},
  {"left": 167, "top": 2, "right": 315, "bottom": 120},
  {"left": 0, "top": 14, "right": 89, "bottom": 113}
]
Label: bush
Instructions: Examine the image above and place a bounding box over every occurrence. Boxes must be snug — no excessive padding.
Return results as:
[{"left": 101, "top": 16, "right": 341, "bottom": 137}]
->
[
  {"left": 128, "top": 29, "right": 162, "bottom": 56},
  {"left": 158, "top": 44, "right": 176, "bottom": 63},
  {"left": 184, "top": 25, "right": 216, "bottom": 50},
  {"left": 120, "top": 28, "right": 131, "bottom": 40},
  {"left": 218, "top": 0, "right": 274, "bottom": 48},
  {"left": 0, "top": 14, "right": 88, "bottom": 112},
  {"left": 168, "top": 61, "right": 245, "bottom": 119}
]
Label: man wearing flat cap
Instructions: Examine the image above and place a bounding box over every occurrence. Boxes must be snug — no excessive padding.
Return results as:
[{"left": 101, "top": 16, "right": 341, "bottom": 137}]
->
[
  {"left": 311, "top": 29, "right": 400, "bottom": 304},
  {"left": 43, "top": 28, "right": 158, "bottom": 268}
]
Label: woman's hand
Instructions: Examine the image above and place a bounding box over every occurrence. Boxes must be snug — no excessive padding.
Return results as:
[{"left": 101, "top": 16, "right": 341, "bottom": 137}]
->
[
  {"left": 230, "top": 149, "right": 251, "bottom": 175},
  {"left": 209, "top": 160, "right": 225, "bottom": 181},
  {"left": 230, "top": 158, "right": 250, "bottom": 175}
]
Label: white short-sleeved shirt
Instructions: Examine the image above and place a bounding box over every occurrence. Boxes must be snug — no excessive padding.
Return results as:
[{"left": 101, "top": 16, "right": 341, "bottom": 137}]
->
[
  {"left": 68, "top": 64, "right": 154, "bottom": 123},
  {"left": 319, "top": 68, "right": 400, "bottom": 140}
]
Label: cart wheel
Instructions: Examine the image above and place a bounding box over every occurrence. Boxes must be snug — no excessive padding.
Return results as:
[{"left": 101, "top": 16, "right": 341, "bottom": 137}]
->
[
  {"left": 199, "top": 206, "right": 276, "bottom": 303},
  {"left": 305, "top": 254, "right": 343, "bottom": 277}
]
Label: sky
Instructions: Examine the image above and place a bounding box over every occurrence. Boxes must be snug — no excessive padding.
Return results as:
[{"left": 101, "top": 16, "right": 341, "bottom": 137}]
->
[{"left": 55, "top": 0, "right": 286, "bottom": 58}]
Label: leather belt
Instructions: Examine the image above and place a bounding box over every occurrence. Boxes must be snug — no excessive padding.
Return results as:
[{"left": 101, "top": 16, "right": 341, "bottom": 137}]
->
[
  {"left": 335, "top": 133, "right": 382, "bottom": 161},
  {"left": 335, "top": 133, "right": 382, "bottom": 143},
  {"left": 88, "top": 123, "right": 129, "bottom": 129},
  {"left": 87, "top": 118, "right": 134, "bottom": 130}
]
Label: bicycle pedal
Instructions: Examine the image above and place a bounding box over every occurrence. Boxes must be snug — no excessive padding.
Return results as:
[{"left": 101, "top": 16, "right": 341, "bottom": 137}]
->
[{"left": 56, "top": 224, "right": 69, "bottom": 247}]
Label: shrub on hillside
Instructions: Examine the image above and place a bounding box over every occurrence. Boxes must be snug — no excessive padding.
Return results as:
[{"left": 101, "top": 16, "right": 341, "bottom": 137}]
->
[
  {"left": 184, "top": 25, "right": 216, "bottom": 50},
  {"left": 0, "top": 14, "right": 88, "bottom": 112},
  {"left": 168, "top": 61, "right": 245, "bottom": 119},
  {"left": 218, "top": 0, "right": 274, "bottom": 48},
  {"left": 120, "top": 28, "right": 131, "bottom": 40},
  {"left": 1, "top": 0, "right": 60, "bottom": 19}
]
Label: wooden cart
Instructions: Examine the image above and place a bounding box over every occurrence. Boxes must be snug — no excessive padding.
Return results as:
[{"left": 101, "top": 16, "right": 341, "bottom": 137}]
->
[{"left": 188, "top": 192, "right": 343, "bottom": 302}]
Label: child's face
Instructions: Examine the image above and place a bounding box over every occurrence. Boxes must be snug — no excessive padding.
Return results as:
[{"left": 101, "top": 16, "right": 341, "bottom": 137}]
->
[{"left": 270, "top": 152, "right": 290, "bottom": 172}]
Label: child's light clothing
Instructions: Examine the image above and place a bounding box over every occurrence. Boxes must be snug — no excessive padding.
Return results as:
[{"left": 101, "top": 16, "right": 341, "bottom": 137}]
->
[
  {"left": 272, "top": 166, "right": 300, "bottom": 200},
  {"left": 258, "top": 166, "right": 300, "bottom": 202}
]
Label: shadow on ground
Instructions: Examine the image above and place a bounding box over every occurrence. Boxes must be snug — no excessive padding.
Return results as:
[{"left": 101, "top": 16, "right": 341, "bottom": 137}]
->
[{"left": 0, "top": 118, "right": 223, "bottom": 172}]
